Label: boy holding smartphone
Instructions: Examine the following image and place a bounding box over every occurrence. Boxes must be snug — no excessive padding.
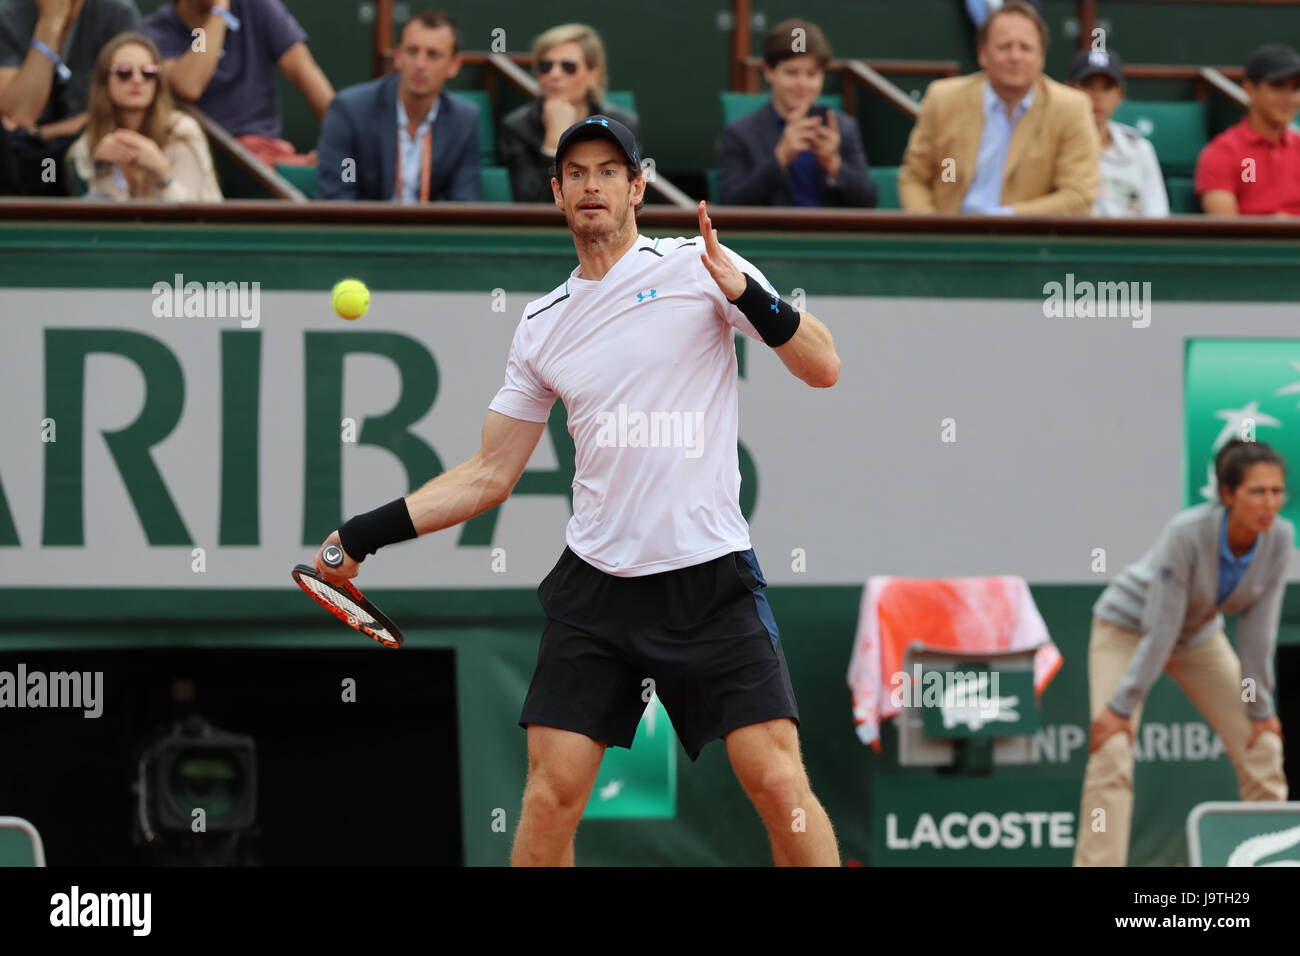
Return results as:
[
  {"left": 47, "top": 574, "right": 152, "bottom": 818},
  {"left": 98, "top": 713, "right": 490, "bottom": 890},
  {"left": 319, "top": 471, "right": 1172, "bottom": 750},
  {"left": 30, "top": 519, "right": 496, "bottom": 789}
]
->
[{"left": 716, "top": 18, "right": 876, "bottom": 207}]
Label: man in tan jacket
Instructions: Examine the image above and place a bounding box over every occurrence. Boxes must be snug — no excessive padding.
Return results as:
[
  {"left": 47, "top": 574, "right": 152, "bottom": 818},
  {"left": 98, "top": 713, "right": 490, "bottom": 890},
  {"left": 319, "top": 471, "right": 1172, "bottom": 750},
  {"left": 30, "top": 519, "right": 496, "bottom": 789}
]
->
[{"left": 900, "top": 0, "right": 1098, "bottom": 215}]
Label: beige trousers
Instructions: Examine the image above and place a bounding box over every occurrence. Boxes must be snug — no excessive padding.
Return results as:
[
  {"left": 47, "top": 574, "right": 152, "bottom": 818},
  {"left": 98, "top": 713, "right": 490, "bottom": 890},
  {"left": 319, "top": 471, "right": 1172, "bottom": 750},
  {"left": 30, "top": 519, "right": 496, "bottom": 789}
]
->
[{"left": 1073, "top": 616, "right": 1287, "bottom": 866}]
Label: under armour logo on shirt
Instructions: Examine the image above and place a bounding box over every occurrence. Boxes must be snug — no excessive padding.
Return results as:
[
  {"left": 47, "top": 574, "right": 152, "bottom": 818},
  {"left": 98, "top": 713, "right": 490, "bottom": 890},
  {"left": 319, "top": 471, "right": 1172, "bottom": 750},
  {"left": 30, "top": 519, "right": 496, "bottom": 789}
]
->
[{"left": 636, "top": 289, "right": 657, "bottom": 302}]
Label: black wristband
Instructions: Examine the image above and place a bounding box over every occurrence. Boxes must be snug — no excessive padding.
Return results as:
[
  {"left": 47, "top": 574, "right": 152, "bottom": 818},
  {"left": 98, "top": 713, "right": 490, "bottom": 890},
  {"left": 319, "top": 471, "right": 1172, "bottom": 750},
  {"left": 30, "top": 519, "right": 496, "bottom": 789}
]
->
[
  {"left": 338, "top": 497, "right": 417, "bottom": 562},
  {"left": 727, "top": 273, "right": 801, "bottom": 347}
]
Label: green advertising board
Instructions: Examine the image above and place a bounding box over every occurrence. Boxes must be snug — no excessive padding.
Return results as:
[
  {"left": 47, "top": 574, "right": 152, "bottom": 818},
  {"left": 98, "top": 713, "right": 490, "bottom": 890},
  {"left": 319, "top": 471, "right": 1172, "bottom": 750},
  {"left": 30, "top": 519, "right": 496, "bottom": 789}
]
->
[
  {"left": 582, "top": 696, "right": 676, "bottom": 820},
  {"left": 1185, "top": 339, "right": 1300, "bottom": 516},
  {"left": 873, "top": 775, "right": 1081, "bottom": 866},
  {"left": 916, "top": 667, "right": 1038, "bottom": 740},
  {"left": 1187, "top": 801, "right": 1300, "bottom": 866}
]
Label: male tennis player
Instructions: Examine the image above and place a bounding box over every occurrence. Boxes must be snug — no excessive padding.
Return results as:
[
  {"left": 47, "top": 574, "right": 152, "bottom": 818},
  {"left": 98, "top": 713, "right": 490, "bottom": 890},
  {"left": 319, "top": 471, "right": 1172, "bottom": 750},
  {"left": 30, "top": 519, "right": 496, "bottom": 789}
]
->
[{"left": 316, "top": 115, "right": 841, "bottom": 866}]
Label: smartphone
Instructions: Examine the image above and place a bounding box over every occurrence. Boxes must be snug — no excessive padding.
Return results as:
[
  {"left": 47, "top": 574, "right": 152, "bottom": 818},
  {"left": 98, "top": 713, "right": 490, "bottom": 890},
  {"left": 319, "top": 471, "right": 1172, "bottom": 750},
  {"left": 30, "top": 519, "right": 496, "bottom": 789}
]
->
[{"left": 806, "top": 104, "right": 831, "bottom": 122}]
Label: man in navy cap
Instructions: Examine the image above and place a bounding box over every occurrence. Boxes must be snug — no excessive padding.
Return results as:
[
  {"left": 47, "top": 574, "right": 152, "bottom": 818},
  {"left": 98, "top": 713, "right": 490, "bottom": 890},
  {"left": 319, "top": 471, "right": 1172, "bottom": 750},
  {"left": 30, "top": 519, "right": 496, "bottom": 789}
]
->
[
  {"left": 1067, "top": 48, "right": 1168, "bottom": 217},
  {"left": 1197, "top": 43, "right": 1300, "bottom": 215}
]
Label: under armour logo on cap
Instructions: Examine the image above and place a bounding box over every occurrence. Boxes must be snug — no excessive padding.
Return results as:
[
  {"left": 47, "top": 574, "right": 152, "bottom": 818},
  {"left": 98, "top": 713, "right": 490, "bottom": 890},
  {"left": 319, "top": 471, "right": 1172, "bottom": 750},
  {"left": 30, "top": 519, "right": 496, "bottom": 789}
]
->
[{"left": 1088, "top": 50, "right": 1111, "bottom": 68}]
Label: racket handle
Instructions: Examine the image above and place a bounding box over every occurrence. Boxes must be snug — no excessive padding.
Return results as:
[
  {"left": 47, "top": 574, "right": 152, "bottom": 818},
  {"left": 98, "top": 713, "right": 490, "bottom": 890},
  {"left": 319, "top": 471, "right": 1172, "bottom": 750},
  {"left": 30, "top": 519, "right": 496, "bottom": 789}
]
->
[{"left": 322, "top": 543, "right": 345, "bottom": 568}]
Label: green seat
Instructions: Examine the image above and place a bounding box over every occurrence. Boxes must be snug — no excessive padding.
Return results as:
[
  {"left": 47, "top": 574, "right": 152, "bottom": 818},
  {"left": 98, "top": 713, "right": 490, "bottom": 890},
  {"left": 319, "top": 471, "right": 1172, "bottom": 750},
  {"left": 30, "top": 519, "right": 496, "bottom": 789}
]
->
[
  {"left": 719, "top": 91, "right": 842, "bottom": 125},
  {"left": 0, "top": 817, "right": 46, "bottom": 866},
  {"left": 604, "top": 90, "right": 638, "bottom": 115},
  {"left": 275, "top": 163, "right": 317, "bottom": 198},
  {"left": 869, "top": 165, "right": 900, "bottom": 209},
  {"left": 1165, "top": 175, "right": 1198, "bottom": 214},
  {"left": 480, "top": 165, "right": 513, "bottom": 202},
  {"left": 1111, "top": 100, "right": 1207, "bottom": 177},
  {"left": 454, "top": 89, "right": 496, "bottom": 166}
]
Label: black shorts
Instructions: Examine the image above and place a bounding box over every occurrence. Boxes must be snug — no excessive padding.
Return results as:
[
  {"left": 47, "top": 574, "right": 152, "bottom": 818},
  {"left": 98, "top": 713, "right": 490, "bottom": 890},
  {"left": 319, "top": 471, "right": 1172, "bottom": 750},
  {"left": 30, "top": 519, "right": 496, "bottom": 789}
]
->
[{"left": 518, "top": 546, "right": 800, "bottom": 761}]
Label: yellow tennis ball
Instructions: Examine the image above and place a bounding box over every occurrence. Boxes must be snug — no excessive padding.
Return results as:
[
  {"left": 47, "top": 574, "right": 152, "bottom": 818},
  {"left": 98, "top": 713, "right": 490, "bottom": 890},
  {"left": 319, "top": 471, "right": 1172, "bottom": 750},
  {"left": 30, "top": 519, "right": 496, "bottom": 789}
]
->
[{"left": 332, "top": 278, "right": 369, "bottom": 320}]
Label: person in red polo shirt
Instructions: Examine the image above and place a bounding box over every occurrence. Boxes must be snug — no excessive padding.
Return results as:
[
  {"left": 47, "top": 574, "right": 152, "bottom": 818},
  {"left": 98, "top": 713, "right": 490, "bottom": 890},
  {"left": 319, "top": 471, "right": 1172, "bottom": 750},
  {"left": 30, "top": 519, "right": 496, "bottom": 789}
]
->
[{"left": 1196, "top": 43, "right": 1300, "bottom": 216}]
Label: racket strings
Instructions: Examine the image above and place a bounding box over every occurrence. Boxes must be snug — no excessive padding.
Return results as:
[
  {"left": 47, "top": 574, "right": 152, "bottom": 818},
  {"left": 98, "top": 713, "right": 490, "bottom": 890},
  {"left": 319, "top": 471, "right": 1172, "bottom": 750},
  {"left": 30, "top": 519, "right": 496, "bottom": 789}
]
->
[
  {"left": 301, "top": 577, "right": 398, "bottom": 641},
  {"left": 293, "top": 567, "right": 402, "bottom": 647}
]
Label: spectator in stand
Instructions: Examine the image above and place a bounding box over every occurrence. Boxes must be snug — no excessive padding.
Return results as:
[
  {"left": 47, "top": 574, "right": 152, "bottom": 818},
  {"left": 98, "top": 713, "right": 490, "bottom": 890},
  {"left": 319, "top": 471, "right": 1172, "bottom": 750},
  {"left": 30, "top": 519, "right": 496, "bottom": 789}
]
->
[
  {"left": 965, "top": 0, "right": 1041, "bottom": 28},
  {"left": 65, "top": 31, "right": 220, "bottom": 200},
  {"left": 1196, "top": 43, "right": 1300, "bottom": 216},
  {"left": 1067, "top": 49, "right": 1168, "bottom": 217},
  {"left": 144, "top": 0, "right": 333, "bottom": 168},
  {"left": 716, "top": 18, "right": 875, "bottom": 207},
  {"left": 314, "top": 9, "right": 478, "bottom": 202},
  {"left": 499, "top": 23, "right": 638, "bottom": 203},
  {"left": 0, "top": 0, "right": 143, "bottom": 196},
  {"left": 900, "top": 0, "right": 1098, "bottom": 215}
]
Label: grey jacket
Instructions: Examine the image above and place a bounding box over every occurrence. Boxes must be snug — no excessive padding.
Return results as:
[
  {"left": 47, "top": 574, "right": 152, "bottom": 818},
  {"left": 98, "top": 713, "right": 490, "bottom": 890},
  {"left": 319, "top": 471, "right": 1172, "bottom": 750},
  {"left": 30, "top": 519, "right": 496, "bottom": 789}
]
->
[{"left": 1094, "top": 501, "right": 1294, "bottom": 720}]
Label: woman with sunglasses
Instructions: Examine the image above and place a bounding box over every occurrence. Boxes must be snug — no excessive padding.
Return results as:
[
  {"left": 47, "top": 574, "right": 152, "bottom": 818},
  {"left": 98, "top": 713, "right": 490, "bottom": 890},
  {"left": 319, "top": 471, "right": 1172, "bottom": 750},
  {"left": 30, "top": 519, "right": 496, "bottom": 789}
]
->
[
  {"left": 499, "top": 23, "right": 640, "bottom": 203},
  {"left": 65, "top": 31, "right": 221, "bottom": 200},
  {"left": 1073, "top": 439, "right": 1292, "bottom": 866}
]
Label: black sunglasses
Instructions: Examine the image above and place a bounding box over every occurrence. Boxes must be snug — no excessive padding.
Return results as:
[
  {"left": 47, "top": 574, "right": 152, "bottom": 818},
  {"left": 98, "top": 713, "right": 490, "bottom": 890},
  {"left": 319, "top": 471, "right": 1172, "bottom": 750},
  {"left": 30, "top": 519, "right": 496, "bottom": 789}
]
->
[
  {"left": 537, "top": 58, "right": 580, "bottom": 76},
  {"left": 111, "top": 64, "right": 160, "bottom": 81}
]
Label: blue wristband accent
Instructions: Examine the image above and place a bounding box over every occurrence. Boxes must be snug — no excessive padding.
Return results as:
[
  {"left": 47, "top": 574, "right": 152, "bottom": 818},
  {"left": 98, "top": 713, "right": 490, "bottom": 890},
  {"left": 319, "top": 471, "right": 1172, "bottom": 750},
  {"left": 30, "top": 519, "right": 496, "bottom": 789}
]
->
[
  {"left": 30, "top": 38, "right": 71, "bottom": 82},
  {"left": 215, "top": 7, "right": 241, "bottom": 30}
]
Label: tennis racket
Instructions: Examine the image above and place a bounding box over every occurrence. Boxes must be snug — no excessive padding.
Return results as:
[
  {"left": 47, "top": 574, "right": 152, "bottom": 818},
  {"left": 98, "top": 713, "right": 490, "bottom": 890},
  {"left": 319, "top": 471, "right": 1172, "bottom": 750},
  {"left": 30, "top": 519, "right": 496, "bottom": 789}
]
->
[{"left": 291, "top": 544, "right": 404, "bottom": 648}]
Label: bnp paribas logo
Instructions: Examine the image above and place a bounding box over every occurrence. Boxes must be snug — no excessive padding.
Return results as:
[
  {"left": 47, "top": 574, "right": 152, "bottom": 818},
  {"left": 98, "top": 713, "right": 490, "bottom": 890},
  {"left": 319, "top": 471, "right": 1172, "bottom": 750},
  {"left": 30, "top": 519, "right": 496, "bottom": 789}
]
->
[{"left": 1185, "top": 339, "right": 1300, "bottom": 528}]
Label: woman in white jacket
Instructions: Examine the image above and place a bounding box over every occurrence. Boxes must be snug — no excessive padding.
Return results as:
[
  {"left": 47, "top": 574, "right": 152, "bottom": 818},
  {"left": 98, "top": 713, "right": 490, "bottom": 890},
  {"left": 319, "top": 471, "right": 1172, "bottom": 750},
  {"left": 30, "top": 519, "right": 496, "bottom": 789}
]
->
[
  {"left": 65, "top": 31, "right": 220, "bottom": 202},
  {"left": 1074, "top": 439, "right": 1291, "bottom": 866}
]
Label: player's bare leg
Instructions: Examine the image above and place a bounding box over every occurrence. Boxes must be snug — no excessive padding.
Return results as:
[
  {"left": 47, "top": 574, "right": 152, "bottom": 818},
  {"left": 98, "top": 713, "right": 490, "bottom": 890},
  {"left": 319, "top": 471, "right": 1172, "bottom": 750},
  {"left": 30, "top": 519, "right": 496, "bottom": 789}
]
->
[
  {"left": 511, "top": 725, "right": 605, "bottom": 866},
  {"left": 725, "top": 718, "right": 839, "bottom": 866}
]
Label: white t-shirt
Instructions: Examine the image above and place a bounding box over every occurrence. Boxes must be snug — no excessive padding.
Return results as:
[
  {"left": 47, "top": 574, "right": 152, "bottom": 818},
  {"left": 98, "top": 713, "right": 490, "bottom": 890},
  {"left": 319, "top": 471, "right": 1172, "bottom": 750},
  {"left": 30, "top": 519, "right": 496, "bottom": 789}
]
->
[
  {"left": 1095, "top": 120, "right": 1169, "bottom": 218},
  {"left": 488, "top": 233, "right": 776, "bottom": 577}
]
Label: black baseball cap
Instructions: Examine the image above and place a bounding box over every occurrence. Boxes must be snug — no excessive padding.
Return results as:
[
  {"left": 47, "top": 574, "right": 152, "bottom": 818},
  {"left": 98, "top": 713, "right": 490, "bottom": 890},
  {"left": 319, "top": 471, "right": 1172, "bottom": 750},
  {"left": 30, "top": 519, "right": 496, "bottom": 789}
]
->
[
  {"left": 553, "top": 115, "right": 641, "bottom": 170},
  {"left": 1069, "top": 48, "right": 1125, "bottom": 86},
  {"left": 1245, "top": 43, "right": 1300, "bottom": 83}
]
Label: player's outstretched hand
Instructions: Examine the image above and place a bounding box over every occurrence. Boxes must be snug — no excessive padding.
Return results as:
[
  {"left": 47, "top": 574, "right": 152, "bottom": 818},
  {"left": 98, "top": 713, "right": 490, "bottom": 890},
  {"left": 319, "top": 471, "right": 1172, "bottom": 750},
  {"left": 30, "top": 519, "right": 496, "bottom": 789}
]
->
[
  {"left": 697, "top": 201, "right": 745, "bottom": 301},
  {"left": 315, "top": 530, "right": 360, "bottom": 584}
]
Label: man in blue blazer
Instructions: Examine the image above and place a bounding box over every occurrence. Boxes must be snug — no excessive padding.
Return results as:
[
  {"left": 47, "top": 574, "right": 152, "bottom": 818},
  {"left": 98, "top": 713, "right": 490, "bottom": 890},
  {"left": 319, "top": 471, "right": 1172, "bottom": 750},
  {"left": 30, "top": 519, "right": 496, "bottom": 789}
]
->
[
  {"left": 315, "top": 10, "right": 479, "bottom": 202},
  {"left": 717, "top": 19, "right": 875, "bottom": 207}
]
